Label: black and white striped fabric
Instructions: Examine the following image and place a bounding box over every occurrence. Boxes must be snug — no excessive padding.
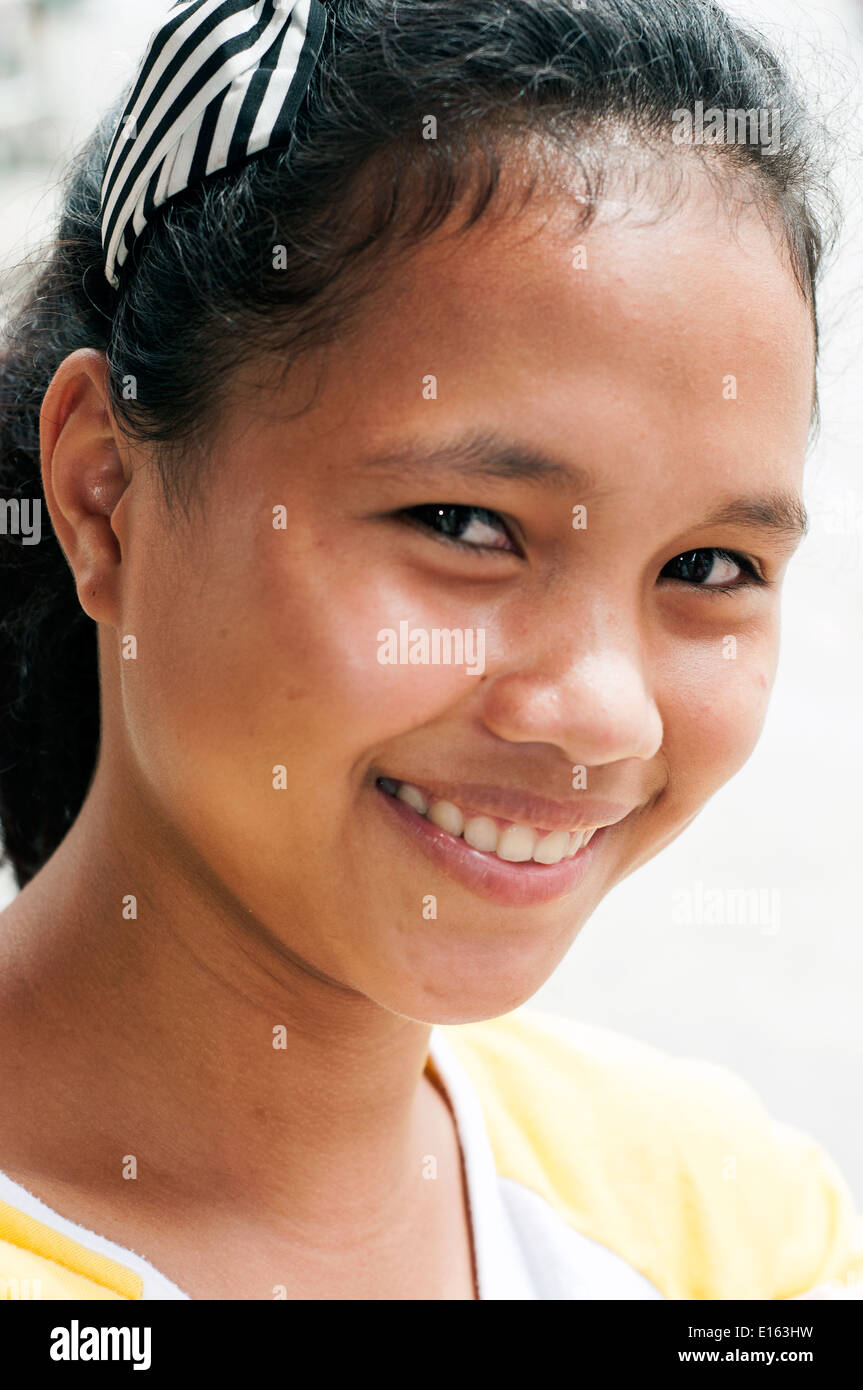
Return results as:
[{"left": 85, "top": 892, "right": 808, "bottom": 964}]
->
[{"left": 100, "top": 0, "right": 326, "bottom": 289}]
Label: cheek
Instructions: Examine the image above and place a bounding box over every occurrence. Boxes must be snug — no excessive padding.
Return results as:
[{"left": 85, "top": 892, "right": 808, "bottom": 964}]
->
[
  {"left": 661, "top": 630, "right": 777, "bottom": 802},
  {"left": 248, "top": 535, "right": 493, "bottom": 746},
  {"left": 118, "top": 522, "right": 480, "bottom": 812}
]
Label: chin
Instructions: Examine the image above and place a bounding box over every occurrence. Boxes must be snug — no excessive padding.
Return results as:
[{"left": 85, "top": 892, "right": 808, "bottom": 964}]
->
[{"left": 360, "top": 939, "right": 562, "bottom": 1026}]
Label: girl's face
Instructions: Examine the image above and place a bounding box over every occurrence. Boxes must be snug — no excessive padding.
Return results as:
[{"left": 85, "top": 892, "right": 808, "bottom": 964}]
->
[{"left": 109, "top": 164, "right": 814, "bottom": 1023}]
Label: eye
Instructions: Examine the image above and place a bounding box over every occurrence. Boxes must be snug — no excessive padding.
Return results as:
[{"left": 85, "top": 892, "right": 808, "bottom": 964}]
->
[
  {"left": 400, "top": 504, "right": 519, "bottom": 554},
  {"left": 660, "top": 548, "right": 765, "bottom": 591}
]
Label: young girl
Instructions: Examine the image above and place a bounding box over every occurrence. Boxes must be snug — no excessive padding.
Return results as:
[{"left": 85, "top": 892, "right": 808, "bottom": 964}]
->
[{"left": 0, "top": 0, "right": 860, "bottom": 1301}]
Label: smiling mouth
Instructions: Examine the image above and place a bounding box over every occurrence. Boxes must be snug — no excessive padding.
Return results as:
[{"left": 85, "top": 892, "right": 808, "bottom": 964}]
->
[{"left": 376, "top": 777, "right": 597, "bottom": 866}]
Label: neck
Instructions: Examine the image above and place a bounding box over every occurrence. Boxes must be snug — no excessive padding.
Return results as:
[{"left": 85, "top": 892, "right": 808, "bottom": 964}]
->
[{"left": 0, "top": 759, "right": 441, "bottom": 1230}]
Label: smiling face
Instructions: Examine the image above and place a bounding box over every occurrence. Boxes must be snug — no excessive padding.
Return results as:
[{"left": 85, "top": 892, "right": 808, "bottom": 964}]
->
[{"left": 104, "top": 156, "right": 815, "bottom": 1023}]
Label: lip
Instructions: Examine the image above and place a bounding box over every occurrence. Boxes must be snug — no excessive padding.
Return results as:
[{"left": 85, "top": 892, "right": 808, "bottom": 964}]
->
[
  {"left": 375, "top": 780, "right": 614, "bottom": 907},
  {"left": 375, "top": 780, "right": 633, "bottom": 836}
]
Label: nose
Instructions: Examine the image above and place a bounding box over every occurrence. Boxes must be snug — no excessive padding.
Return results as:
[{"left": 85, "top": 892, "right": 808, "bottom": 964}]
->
[{"left": 479, "top": 615, "right": 663, "bottom": 767}]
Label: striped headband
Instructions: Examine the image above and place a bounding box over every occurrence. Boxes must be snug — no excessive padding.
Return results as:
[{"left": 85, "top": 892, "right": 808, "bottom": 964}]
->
[{"left": 100, "top": 0, "right": 327, "bottom": 290}]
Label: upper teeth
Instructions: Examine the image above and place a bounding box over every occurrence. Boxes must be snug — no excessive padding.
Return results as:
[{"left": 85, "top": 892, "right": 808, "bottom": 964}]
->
[{"left": 379, "top": 779, "right": 597, "bottom": 865}]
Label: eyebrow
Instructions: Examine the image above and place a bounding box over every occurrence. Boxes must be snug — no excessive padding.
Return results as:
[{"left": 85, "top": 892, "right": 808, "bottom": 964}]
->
[
  {"left": 699, "top": 494, "right": 809, "bottom": 542},
  {"left": 359, "top": 431, "right": 580, "bottom": 488},
  {"left": 359, "top": 430, "right": 809, "bottom": 541}
]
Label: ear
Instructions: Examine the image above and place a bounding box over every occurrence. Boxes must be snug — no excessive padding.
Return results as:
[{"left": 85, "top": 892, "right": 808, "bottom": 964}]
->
[{"left": 40, "top": 348, "right": 132, "bottom": 625}]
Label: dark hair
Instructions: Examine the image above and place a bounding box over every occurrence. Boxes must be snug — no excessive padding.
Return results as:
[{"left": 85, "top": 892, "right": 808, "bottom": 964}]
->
[{"left": 0, "top": 0, "right": 837, "bottom": 889}]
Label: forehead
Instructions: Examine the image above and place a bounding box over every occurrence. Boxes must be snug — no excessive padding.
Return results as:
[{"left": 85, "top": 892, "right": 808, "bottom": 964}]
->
[
  {"left": 229, "top": 155, "right": 815, "bottom": 507},
  {"left": 378, "top": 164, "right": 808, "bottom": 380}
]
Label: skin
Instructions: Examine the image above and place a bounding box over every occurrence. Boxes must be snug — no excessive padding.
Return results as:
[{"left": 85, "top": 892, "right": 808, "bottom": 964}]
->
[{"left": 0, "top": 155, "right": 814, "bottom": 1300}]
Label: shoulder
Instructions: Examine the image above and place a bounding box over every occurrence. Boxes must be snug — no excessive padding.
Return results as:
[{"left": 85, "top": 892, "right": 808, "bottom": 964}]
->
[{"left": 439, "top": 1006, "right": 863, "bottom": 1300}]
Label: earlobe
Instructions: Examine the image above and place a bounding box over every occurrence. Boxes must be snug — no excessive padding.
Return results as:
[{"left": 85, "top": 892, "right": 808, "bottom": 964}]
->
[{"left": 39, "top": 347, "right": 130, "bottom": 626}]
